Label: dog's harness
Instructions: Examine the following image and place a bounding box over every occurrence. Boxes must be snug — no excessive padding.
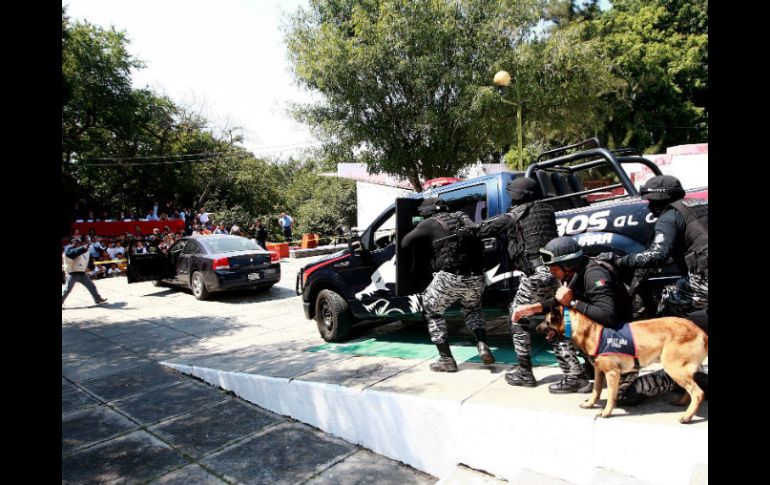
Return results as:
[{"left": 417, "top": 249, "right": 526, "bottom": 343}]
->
[{"left": 592, "top": 323, "right": 640, "bottom": 370}]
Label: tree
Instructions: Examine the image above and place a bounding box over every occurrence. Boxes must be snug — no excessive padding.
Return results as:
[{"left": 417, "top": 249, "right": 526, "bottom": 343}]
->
[
  {"left": 61, "top": 10, "right": 249, "bottom": 221},
  {"left": 588, "top": 0, "right": 708, "bottom": 151},
  {"left": 286, "top": 0, "right": 542, "bottom": 190},
  {"left": 62, "top": 15, "right": 144, "bottom": 166}
]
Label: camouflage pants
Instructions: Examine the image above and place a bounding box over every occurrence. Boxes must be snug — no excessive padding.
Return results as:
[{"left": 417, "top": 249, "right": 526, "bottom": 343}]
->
[
  {"left": 509, "top": 266, "right": 583, "bottom": 375},
  {"left": 423, "top": 271, "right": 486, "bottom": 344},
  {"left": 659, "top": 272, "right": 708, "bottom": 317}
]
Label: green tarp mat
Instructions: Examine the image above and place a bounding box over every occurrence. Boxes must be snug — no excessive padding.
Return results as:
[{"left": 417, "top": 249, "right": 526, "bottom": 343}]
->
[{"left": 308, "top": 331, "right": 559, "bottom": 366}]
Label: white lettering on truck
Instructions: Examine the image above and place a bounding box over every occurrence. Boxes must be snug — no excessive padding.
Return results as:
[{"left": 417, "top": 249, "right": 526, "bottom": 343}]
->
[{"left": 557, "top": 210, "right": 610, "bottom": 236}]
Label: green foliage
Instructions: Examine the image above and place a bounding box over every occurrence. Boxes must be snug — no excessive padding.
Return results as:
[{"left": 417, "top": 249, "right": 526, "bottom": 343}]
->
[
  {"left": 293, "top": 176, "right": 357, "bottom": 237},
  {"left": 204, "top": 204, "right": 253, "bottom": 233},
  {"left": 587, "top": 0, "right": 708, "bottom": 150},
  {"left": 62, "top": 11, "right": 248, "bottom": 218},
  {"left": 286, "top": 0, "right": 542, "bottom": 190}
]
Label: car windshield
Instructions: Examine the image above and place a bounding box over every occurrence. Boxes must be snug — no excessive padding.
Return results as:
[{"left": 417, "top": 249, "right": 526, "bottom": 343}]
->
[{"left": 201, "top": 236, "right": 260, "bottom": 253}]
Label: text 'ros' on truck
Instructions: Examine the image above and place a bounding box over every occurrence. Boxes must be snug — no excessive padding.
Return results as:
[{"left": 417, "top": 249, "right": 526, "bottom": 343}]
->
[{"left": 296, "top": 139, "right": 708, "bottom": 342}]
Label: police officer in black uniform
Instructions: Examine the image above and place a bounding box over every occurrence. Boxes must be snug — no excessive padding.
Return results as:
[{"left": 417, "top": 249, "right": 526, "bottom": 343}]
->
[
  {"left": 476, "top": 177, "right": 573, "bottom": 389},
  {"left": 539, "top": 237, "right": 634, "bottom": 330},
  {"left": 401, "top": 197, "right": 493, "bottom": 372},
  {"left": 599, "top": 175, "right": 708, "bottom": 317},
  {"left": 597, "top": 174, "right": 708, "bottom": 404},
  {"left": 516, "top": 237, "right": 633, "bottom": 393}
]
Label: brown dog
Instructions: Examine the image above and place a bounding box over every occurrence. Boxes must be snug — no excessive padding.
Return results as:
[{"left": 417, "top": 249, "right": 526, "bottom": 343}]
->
[{"left": 545, "top": 306, "right": 708, "bottom": 423}]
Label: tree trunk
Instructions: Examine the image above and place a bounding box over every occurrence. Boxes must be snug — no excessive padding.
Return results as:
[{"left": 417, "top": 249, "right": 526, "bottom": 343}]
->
[{"left": 408, "top": 173, "right": 423, "bottom": 193}]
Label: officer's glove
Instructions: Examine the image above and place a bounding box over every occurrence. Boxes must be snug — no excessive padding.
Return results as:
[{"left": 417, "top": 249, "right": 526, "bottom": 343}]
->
[{"left": 595, "top": 252, "right": 619, "bottom": 266}]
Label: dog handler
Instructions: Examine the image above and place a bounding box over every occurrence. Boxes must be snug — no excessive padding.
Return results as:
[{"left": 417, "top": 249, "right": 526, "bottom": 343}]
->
[
  {"left": 401, "top": 197, "right": 494, "bottom": 372},
  {"left": 514, "top": 237, "right": 634, "bottom": 393}
]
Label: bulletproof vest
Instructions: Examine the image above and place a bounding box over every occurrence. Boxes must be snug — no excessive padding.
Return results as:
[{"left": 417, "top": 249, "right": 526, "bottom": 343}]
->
[
  {"left": 507, "top": 202, "right": 558, "bottom": 274},
  {"left": 671, "top": 199, "right": 708, "bottom": 276},
  {"left": 431, "top": 212, "right": 481, "bottom": 274}
]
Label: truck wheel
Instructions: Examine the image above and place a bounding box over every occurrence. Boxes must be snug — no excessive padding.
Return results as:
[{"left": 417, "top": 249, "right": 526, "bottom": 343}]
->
[
  {"left": 315, "top": 289, "right": 353, "bottom": 342},
  {"left": 191, "top": 271, "right": 210, "bottom": 300}
]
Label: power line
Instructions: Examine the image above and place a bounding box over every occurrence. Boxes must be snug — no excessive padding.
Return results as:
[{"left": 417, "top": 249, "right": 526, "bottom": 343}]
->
[
  {"left": 80, "top": 142, "right": 325, "bottom": 167},
  {"left": 82, "top": 152, "right": 251, "bottom": 167},
  {"left": 80, "top": 141, "right": 324, "bottom": 166},
  {"left": 82, "top": 150, "right": 249, "bottom": 162}
]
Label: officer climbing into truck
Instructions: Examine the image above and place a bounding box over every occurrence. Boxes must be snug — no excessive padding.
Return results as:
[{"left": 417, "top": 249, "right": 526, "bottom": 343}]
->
[{"left": 401, "top": 197, "right": 494, "bottom": 372}]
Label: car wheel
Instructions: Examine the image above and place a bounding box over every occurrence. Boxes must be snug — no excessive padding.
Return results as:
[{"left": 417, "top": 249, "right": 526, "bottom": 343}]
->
[
  {"left": 191, "top": 271, "right": 210, "bottom": 300},
  {"left": 315, "top": 289, "right": 354, "bottom": 342}
]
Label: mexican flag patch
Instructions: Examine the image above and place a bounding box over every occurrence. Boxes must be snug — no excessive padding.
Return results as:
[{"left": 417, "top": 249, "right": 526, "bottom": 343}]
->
[{"left": 594, "top": 279, "right": 606, "bottom": 287}]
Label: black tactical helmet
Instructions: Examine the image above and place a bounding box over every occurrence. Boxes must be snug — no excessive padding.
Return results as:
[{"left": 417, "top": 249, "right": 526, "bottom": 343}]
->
[
  {"left": 418, "top": 197, "right": 448, "bottom": 216},
  {"left": 507, "top": 177, "right": 542, "bottom": 203},
  {"left": 640, "top": 175, "right": 685, "bottom": 202},
  {"left": 540, "top": 237, "right": 584, "bottom": 265}
]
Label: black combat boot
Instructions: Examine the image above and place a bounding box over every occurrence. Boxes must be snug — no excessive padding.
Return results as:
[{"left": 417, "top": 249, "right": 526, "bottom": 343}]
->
[
  {"left": 430, "top": 342, "right": 458, "bottom": 372},
  {"left": 549, "top": 338, "right": 593, "bottom": 394},
  {"left": 505, "top": 355, "right": 536, "bottom": 387},
  {"left": 548, "top": 375, "right": 593, "bottom": 394},
  {"left": 473, "top": 329, "right": 496, "bottom": 365}
]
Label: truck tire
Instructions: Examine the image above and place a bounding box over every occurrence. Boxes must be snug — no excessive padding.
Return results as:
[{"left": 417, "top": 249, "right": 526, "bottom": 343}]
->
[{"left": 315, "top": 289, "right": 354, "bottom": 342}]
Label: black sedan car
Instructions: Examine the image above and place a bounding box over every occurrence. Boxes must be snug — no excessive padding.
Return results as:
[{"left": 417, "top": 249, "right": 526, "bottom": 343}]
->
[{"left": 127, "top": 235, "right": 281, "bottom": 300}]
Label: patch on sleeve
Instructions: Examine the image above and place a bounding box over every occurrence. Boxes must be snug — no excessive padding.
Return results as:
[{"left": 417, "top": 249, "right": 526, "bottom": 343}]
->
[
  {"left": 655, "top": 233, "right": 665, "bottom": 243},
  {"left": 594, "top": 279, "right": 606, "bottom": 287}
]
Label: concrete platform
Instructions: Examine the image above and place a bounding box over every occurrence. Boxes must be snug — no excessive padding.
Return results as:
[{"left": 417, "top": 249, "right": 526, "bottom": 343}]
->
[{"left": 63, "top": 256, "right": 707, "bottom": 485}]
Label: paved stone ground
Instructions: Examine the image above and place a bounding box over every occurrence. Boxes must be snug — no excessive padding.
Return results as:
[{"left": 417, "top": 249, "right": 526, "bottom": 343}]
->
[
  {"left": 62, "top": 366, "right": 435, "bottom": 484},
  {"left": 62, "top": 256, "right": 436, "bottom": 484},
  {"left": 62, "top": 364, "right": 436, "bottom": 484}
]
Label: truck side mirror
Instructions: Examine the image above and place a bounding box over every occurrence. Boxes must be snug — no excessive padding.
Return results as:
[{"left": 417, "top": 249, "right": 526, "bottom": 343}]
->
[{"left": 348, "top": 232, "right": 362, "bottom": 253}]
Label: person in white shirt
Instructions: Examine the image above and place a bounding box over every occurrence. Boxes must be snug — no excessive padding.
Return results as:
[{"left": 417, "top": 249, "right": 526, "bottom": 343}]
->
[
  {"left": 62, "top": 237, "right": 108, "bottom": 306},
  {"left": 199, "top": 208, "right": 210, "bottom": 226}
]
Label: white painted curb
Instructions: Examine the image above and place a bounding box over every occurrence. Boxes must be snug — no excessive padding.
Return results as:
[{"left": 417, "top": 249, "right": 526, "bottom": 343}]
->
[{"left": 163, "top": 363, "right": 707, "bottom": 485}]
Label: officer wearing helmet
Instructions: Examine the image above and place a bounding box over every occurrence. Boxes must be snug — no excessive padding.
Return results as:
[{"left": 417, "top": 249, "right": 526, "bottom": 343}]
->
[
  {"left": 513, "top": 236, "right": 634, "bottom": 393},
  {"left": 401, "top": 197, "right": 494, "bottom": 372},
  {"left": 476, "top": 177, "right": 580, "bottom": 390},
  {"left": 596, "top": 175, "right": 708, "bottom": 405},
  {"left": 599, "top": 175, "right": 708, "bottom": 317}
]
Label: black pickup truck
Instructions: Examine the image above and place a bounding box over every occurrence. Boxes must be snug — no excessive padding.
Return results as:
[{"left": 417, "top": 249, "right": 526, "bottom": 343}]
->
[{"left": 296, "top": 140, "right": 708, "bottom": 342}]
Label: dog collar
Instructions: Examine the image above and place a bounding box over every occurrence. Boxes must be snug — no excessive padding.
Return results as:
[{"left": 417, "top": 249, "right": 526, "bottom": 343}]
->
[{"left": 564, "top": 307, "right": 572, "bottom": 338}]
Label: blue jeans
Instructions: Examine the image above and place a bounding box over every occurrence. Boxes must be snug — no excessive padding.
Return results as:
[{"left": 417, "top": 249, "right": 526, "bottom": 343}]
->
[{"left": 62, "top": 272, "right": 103, "bottom": 304}]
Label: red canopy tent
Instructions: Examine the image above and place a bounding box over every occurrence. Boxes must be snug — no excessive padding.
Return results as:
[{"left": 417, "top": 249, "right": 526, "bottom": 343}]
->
[{"left": 71, "top": 220, "right": 185, "bottom": 237}]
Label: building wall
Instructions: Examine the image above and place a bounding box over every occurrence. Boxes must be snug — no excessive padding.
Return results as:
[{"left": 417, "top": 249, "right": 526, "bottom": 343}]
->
[
  {"left": 624, "top": 143, "right": 708, "bottom": 190},
  {"left": 356, "top": 181, "right": 414, "bottom": 231}
]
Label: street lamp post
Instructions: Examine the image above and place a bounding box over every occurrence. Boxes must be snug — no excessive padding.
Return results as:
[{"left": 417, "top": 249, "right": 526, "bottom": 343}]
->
[{"left": 493, "top": 70, "right": 524, "bottom": 170}]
